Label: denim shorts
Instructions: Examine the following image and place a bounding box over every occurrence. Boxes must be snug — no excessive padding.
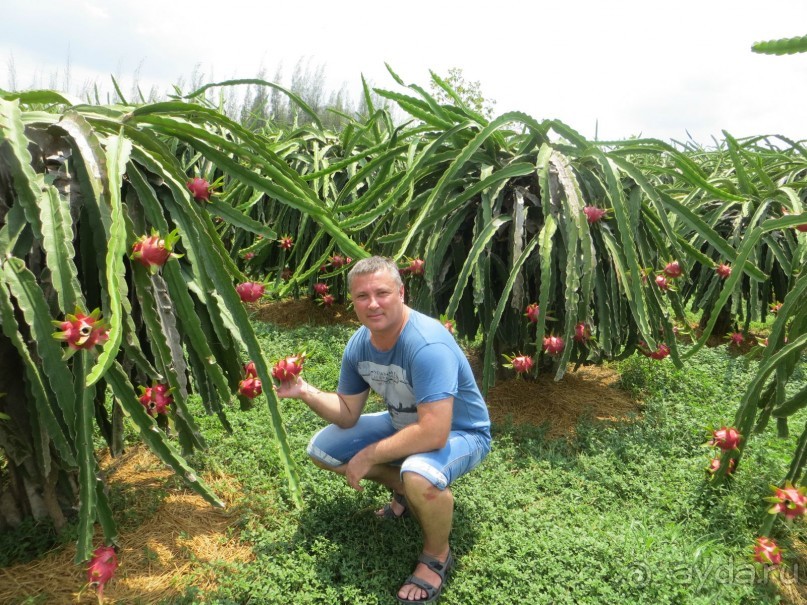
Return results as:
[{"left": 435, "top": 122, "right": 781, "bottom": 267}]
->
[{"left": 306, "top": 411, "right": 491, "bottom": 490}]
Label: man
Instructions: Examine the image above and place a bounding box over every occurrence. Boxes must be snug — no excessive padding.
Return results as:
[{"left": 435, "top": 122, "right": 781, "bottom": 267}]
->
[{"left": 276, "top": 256, "right": 491, "bottom": 604}]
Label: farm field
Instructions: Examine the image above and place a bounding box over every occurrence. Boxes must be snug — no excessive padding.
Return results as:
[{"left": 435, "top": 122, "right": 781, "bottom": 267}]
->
[{"left": 2, "top": 299, "right": 806, "bottom": 604}]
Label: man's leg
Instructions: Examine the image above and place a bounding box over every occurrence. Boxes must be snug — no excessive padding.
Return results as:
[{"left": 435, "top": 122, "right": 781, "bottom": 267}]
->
[{"left": 397, "top": 472, "right": 454, "bottom": 602}]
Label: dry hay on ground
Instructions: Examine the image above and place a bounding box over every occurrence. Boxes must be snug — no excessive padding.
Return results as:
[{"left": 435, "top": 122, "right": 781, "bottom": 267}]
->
[
  {"left": 486, "top": 364, "right": 640, "bottom": 438},
  {"left": 249, "top": 297, "right": 358, "bottom": 328},
  {"left": 0, "top": 445, "right": 252, "bottom": 604}
]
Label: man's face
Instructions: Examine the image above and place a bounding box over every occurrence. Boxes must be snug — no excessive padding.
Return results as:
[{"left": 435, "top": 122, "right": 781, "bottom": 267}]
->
[{"left": 350, "top": 270, "right": 405, "bottom": 336}]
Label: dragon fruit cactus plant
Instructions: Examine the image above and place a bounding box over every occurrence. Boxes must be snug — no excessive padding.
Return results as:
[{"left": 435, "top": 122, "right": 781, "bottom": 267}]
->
[
  {"left": 130, "top": 229, "right": 181, "bottom": 274},
  {"left": 272, "top": 353, "right": 307, "bottom": 383},
  {"left": 52, "top": 308, "right": 109, "bottom": 355},
  {"left": 503, "top": 353, "right": 534, "bottom": 376},
  {"left": 87, "top": 544, "right": 118, "bottom": 602},
  {"left": 138, "top": 382, "right": 173, "bottom": 417},
  {"left": 767, "top": 483, "right": 807, "bottom": 521},
  {"left": 235, "top": 281, "right": 266, "bottom": 303}
]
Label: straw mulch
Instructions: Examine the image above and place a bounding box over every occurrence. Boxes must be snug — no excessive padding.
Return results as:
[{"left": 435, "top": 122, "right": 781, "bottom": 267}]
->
[
  {"left": 486, "top": 364, "right": 639, "bottom": 438},
  {"left": 0, "top": 446, "right": 252, "bottom": 604}
]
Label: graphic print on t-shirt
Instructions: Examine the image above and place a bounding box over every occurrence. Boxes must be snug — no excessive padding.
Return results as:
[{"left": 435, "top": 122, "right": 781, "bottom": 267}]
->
[{"left": 357, "top": 361, "right": 417, "bottom": 429}]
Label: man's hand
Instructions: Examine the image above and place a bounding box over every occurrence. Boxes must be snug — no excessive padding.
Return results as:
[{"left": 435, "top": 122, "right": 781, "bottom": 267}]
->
[
  {"left": 274, "top": 376, "right": 306, "bottom": 399},
  {"left": 345, "top": 447, "right": 374, "bottom": 491}
]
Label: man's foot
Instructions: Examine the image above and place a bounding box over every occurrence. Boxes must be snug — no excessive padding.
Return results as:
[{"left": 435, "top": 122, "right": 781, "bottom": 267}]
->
[
  {"left": 396, "top": 550, "right": 453, "bottom": 604},
  {"left": 376, "top": 491, "right": 409, "bottom": 519}
]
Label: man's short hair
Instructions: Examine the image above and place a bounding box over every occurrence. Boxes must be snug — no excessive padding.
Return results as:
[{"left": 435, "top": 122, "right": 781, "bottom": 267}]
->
[{"left": 347, "top": 256, "right": 403, "bottom": 290}]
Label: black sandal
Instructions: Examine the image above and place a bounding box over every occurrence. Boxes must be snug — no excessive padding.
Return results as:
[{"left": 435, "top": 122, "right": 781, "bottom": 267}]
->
[
  {"left": 396, "top": 550, "right": 454, "bottom": 604},
  {"left": 377, "top": 491, "right": 410, "bottom": 519}
]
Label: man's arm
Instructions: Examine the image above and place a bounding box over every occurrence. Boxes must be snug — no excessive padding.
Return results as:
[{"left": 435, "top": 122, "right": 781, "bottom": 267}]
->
[
  {"left": 345, "top": 396, "right": 453, "bottom": 490},
  {"left": 275, "top": 377, "right": 368, "bottom": 428}
]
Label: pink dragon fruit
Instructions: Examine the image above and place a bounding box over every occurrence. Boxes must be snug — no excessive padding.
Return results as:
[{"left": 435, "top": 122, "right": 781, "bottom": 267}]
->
[
  {"left": 797, "top": 224, "right": 807, "bottom": 233},
  {"left": 710, "top": 426, "right": 741, "bottom": 451},
  {"left": 503, "top": 353, "right": 533, "bottom": 376},
  {"left": 131, "top": 230, "right": 181, "bottom": 273},
  {"left": 707, "top": 457, "right": 736, "bottom": 476},
  {"left": 313, "top": 282, "right": 330, "bottom": 296},
  {"left": 236, "top": 281, "right": 265, "bottom": 303},
  {"left": 243, "top": 361, "right": 258, "bottom": 379},
  {"left": 52, "top": 309, "right": 109, "bottom": 351},
  {"left": 187, "top": 177, "right": 212, "bottom": 202},
  {"left": 525, "top": 303, "right": 540, "bottom": 324},
  {"left": 729, "top": 332, "right": 744, "bottom": 346},
  {"left": 238, "top": 377, "right": 263, "bottom": 399},
  {"left": 715, "top": 263, "right": 732, "bottom": 280},
  {"left": 329, "top": 254, "right": 346, "bottom": 269},
  {"left": 753, "top": 537, "right": 783, "bottom": 566},
  {"left": 278, "top": 235, "right": 294, "bottom": 250},
  {"left": 443, "top": 319, "right": 455, "bottom": 334},
  {"left": 770, "top": 302, "right": 782, "bottom": 314},
  {"left": 574, "top": 322, "right": 591, "bottom": 343},
  {"left": 87, "top": 545, "right": 118, "bottom": 600},
  {"left": 543, "top": 336, "right": 565, "bottom": 355},
  {"left": 243, "top": 252, "right": 255, "bottom": 261},
  {"left": 138, "top": 383, "right": 173, "bottom": 416},
  {"left": 583, "top": 206, "right": 607, "bottom": 224},
  {"left": 767, "top": 483, "right": 807, "bottom": 521},
  {"left": 654, "top": 275, "right": 670, "bottom": 291},
  {"left": 319, "top": 294, "right": 335, "bottom": 307},
  {"left": 663, "top": 261, "right": 683, "bottom": 279},
  {"left": 406, "top": 258, "right": 425, "bottom": 276},
  {"left": 272, "top": 353, "right": 307, "bottom": 382},
  {"left": 649, "top": 343, "right": 671, "bottom": 360}
]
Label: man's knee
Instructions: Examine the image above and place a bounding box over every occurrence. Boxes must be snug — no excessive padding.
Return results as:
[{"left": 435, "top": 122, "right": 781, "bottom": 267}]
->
[
  {"left": 402, "top": 470, "right": 451, "bottom": 502},
  {"left": 309, "top": 453, "right": 345, "bottom": 475}
]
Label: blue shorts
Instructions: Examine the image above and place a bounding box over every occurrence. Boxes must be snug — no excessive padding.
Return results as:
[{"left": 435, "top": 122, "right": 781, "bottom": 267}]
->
[{"left": 306, "top": 411, "right": 491, "bottom": 490}]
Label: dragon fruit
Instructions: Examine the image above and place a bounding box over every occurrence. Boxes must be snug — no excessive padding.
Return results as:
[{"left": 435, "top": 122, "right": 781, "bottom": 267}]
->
[
  {"left": 443, "top": 319, "right": 455, "bottom": 334},
  {"left": 313, "top": 282, "right": 330, "bottom": 296},
  {"left": 236, "top": 281, "right": 265, "bottom": 303},
  {"left": 663, "top": 261, "right": 683, "bottom": 279},
  {"left": 649, "top": 343, "right": 671, "bottom": 360},
  {"left": 319, "top": 294, "right": 335, "bottom": 307},
  {"left": 87, "top": 545, "right": 118, "bottom": 600},
  {"left": 767, "top": 483, "right": 807, "bottom": 521},
  {"left": 272, "top": 353, "right": 307, "bottom": 382},
  {"left": 138, "top": 383, "right": 173, "bottom": 416},
  {"left": 131, "top": 230, "right": 181, "bottom": 273},
  {"left": 729, "top": 332, "right": 744, "bottom": 346},
  {"left": 503, "top": 353, "right": 533, "bottom": 375},
  {"left": 770, "top": 302, "right": 782, "bottom": 314},
  {"left": 406, "top": 258, "right": 425, "bottom": 276},
  {"left": 52, "top": 308, "right": 109, "bottom": 351},
  {"left": 543, "top": 336, "right": 565, "bottom": 355},
  {"left": 715, "top": 263, "right": 732, "bottom": 279},
  {"left": 707, "top": 457, "right": 736, "bottom": 476},
  {"left": 710, "top": 426, "right": 741, "bottom": 451},
  {"left": 753, "top": 537, "right": 783, "bottom": 566},
  {"left": 329, "top": 255, "right": 346, "bottom": 269},
  {"left": 573, "top": 322, "right": 591, "bottom": 343},
  {"left": 797, "top": 224, "right": 807, "bottom": 233},
  {"left": 278, "top": 235, "right": 294, "bottom": 250},
  {"left": 525, "top": 303, "right": 540, "bottom": 324},
  {"left": 243, "top": 361, "right": 258, "bottom": 379},
  {"left": 187, "top": 177, "right": 212, "bottom": 202},
  {"left": 654, "top": 275, "right": 670, "bottom": 290},
  {"left": 243, "top": 252, "right": 255, "bottom": 261},
  {"left": 583, "top": 206, "right": 607, "bottom": 224},
  {"left": 238, "top": 377, "right": 262, "bottom": 399}
]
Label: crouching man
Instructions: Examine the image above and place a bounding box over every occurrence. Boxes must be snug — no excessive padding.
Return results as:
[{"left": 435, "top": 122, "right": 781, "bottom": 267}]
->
[{"left": 276, "top": 256, "right": 491, "bottom": 604}]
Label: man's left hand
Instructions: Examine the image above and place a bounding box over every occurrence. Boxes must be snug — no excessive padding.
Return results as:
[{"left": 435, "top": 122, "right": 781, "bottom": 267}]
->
[{"left": 345, "top": 447, "right": 374, "bottom": 491}]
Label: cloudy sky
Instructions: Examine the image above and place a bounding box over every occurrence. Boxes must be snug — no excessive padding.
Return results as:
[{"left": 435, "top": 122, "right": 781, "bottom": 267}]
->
[{"left": 3, "top": 0, "right": 806, "bottom": 145}]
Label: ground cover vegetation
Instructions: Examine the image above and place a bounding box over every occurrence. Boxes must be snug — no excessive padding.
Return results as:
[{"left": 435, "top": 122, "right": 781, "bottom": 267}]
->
[{"left": 0, "top": 57, "right": 806, "bottom": 601}]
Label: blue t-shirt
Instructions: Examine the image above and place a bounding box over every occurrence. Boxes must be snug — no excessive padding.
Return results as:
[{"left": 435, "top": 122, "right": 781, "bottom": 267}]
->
[{"left": 338, "top": 309, "right": 491, "bottom": 435}]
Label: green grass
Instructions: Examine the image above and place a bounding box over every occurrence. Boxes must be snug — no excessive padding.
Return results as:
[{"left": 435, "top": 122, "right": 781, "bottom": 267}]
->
[
  {"left": 4, "top": 318, "right": 806, "bottom": 603},
  {"left": 170, "top": 319, "right": 807, "bottom": 604}
]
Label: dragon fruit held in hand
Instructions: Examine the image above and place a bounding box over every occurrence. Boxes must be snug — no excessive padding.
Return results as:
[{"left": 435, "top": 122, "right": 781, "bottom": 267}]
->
[{"left": 272, "top": 353, "right": 307, "bottom": 382}]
